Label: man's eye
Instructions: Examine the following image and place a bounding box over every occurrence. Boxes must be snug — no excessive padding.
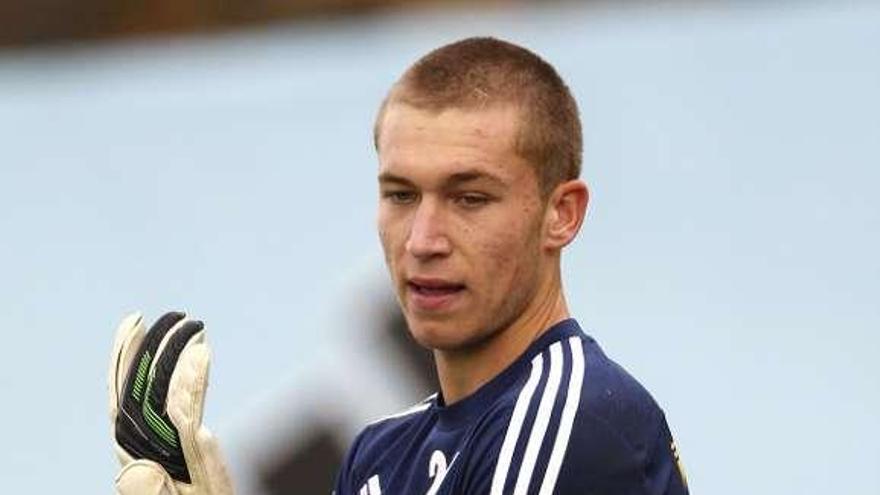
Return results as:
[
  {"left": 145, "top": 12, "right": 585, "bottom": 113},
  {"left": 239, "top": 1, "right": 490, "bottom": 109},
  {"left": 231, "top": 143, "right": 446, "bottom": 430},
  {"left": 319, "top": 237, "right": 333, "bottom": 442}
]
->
[
  {"left": 454, "top": 193, "right": 491, "bottom": 208},
  {"left": 383, "top": 191, "right": 418, "bottom": 204}
]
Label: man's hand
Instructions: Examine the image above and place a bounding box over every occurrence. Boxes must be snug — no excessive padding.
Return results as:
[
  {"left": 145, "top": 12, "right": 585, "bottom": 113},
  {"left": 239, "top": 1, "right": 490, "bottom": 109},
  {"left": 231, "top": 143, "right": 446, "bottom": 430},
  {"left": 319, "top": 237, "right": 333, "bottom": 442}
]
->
[{"left": 109, "top": 311, "right": 233, "bottom": 495}]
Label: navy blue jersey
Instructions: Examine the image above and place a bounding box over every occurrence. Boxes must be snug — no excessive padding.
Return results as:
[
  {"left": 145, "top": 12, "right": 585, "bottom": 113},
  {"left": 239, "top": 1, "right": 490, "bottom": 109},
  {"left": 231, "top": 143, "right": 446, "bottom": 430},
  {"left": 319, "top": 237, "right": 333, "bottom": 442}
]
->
[{"left": 334, "top": 319, "right": 689, "bottom": 495}]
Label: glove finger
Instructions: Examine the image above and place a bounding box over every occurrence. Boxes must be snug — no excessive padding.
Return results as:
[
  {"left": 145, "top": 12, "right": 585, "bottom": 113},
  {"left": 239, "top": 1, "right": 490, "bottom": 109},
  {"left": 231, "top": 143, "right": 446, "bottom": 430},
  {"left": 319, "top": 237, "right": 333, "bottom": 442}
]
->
[
  {"left": 115, "top": 459, "right": 179, "bottom": 495},
  {"left": 121, "top": 312, "right": 187, "bottom": 406},
  {"left": 150, "top": 319, "right": 205, "bottom": 421},
  {"left": 167, "top": 341, "right": 213, "bottom": 488},
  {"left": 115, "top": 312, "right": 192, "bottom": 482},
  {"left": 132, "top": 318, "right": 204, "bottom": 483},
  {"left": 109, "top": 312, "right": 145, "bottom": 419},
  {"left": 158, "top": 325, "right": 235, "bottom": 495},
  {"left": 195, "top": 427, "right": 234, "bottom": 495}
]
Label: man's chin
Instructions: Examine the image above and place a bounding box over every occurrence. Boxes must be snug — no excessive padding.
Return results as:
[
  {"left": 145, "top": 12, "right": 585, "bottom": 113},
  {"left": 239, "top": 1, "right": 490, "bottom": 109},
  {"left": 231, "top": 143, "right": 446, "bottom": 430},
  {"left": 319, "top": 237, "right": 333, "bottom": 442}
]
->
[
  {"left": 405, "top": 317, "right": 490, "bottom": 353},
  {"left": 405, "top": 317, "right": 455, "bottom": 348}
]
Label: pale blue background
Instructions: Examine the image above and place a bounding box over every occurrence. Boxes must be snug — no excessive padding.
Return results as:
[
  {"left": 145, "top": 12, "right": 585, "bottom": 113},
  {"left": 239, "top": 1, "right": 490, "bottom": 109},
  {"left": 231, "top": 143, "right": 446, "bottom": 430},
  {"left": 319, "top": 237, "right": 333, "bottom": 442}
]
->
[{"left": 0, "top": 1, "right": 878, "bottom": 493}]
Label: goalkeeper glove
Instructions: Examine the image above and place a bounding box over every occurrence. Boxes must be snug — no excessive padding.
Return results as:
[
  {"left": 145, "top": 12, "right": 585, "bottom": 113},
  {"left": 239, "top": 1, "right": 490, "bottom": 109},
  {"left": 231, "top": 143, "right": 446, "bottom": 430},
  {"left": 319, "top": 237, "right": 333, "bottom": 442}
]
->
[{"left": 108, "top": 311, "right": 234, "bottom": 495}]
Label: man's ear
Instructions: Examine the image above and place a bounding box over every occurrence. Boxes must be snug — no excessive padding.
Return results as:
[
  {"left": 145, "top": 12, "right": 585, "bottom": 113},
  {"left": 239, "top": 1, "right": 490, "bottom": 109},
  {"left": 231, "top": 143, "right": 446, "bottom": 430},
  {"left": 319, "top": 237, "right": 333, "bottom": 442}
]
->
[{"left": 543, "top": 179, "right": 589, "bottom": 250}]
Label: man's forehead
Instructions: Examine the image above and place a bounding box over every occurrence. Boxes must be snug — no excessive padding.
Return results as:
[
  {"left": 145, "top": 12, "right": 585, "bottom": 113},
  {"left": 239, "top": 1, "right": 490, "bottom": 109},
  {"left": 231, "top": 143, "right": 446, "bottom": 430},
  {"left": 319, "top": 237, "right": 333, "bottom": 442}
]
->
[
  {"left": 379, "top": 102, "right": 521, "bottom": 147},
  {"left": 377, "top": 103, "right": 529, "bottom": 183}
]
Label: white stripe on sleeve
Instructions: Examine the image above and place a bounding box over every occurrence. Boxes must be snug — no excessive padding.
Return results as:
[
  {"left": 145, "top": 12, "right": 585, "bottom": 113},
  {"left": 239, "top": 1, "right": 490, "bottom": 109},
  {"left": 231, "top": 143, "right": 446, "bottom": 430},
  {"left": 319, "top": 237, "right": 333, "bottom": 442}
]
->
[
  {"left": 538, "top": 336, "right": 586, "bottom": 495},
  {"left": 367, "top": 474, "right": 382, "bottom": 495},
  {"left": 490, "top": 353, "right": 545, "bottom": 495},
  {"left": 512, "top": 342, "right": 564, "bottom": 495}
]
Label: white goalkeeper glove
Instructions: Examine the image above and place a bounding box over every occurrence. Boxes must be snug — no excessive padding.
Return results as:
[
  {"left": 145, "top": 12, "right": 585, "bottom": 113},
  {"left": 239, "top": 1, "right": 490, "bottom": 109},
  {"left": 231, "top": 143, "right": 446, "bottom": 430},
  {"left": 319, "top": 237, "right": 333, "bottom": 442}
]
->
[{"left": 109, "top": 311, "right": 234, "bottom": 495}]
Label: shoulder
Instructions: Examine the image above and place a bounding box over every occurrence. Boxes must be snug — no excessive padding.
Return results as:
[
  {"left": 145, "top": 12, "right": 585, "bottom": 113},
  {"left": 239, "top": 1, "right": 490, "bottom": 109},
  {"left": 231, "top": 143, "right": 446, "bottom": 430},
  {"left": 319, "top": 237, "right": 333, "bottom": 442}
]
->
[
  {"left": 484, "top": 330, "right": 664, "bottom": 458},
  {"left": 460, "top": 333, "right": 675, "bottom": 494},
  {"left": 354, "top": 393, "right": 436, "bottom": 458},
  {"left": 333, "top": 395, "right": 436, "bottom": 492},
  {"left": 364, "top": 393, "right": 437, "bottom": 437},
  {"left": 456, "top": 333, "right": 597, "bottom": 493},
  {"left": 557, "top": 334, "right": 688, "bottom": 493},
  {"left": 577, "top": 335, "right": 665, "bottom": 457}
]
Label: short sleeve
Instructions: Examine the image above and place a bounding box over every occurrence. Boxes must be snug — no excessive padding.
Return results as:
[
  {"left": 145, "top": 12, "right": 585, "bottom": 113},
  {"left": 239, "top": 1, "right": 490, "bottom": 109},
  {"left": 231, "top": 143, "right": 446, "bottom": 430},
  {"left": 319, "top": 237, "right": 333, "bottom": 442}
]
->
[
  {"left": 332, "top": 429, "right": 368, "bottom": 495},
  {"left": 551, "top": 409, "right": 689, "bottom": 495},
  {"left": 644, "top": 416, "right": 689, "bottom": 495},
  {"left": 451, "top": 412, "right": 690, "bottom": 495}
]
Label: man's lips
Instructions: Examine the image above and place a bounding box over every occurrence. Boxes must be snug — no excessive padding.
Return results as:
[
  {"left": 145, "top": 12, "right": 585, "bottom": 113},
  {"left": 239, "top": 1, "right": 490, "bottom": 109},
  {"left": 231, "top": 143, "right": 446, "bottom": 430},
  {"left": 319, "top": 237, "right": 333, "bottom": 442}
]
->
[
  {"left": 408, "top": 278, "right": 465, "bottom": 294},
  {"left": 406, "top": 278, "right": 465, "bottom": 311}
]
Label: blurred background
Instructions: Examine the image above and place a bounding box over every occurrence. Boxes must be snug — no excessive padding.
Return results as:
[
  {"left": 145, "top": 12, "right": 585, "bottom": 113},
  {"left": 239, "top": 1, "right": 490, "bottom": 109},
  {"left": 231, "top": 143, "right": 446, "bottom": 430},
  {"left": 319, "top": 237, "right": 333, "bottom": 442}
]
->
[{"left": 1, "top": 0, "right": 879, "bottom": 493}]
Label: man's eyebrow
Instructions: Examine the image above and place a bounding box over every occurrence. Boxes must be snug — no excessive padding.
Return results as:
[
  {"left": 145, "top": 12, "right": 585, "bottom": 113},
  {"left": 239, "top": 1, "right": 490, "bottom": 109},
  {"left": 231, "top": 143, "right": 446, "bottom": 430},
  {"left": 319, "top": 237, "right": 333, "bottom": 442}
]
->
[
  {"left": 378, "top": 172, "right": 414, "bottom": 187},
  {"left": 445, "top": 170, "right": 507, "bottom": 189},
  {"left": 377, "top": 169, "right": 508, "bottom": 188}
]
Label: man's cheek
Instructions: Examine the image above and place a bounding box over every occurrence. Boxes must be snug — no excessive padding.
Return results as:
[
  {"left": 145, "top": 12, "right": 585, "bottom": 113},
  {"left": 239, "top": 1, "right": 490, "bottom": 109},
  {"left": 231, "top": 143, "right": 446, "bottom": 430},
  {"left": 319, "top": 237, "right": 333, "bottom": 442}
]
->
[
  {"left": 377, "top": 227, "right": 396, "bottom": 255},
  {"left": 482, "top": 224, "right": 523, "bottom": 260},
  {"left": 476, "top": 239, "right": 518, "bottom": 289},
  {"left": 377, "top": 229, "right": 399, "bottom": 276}
]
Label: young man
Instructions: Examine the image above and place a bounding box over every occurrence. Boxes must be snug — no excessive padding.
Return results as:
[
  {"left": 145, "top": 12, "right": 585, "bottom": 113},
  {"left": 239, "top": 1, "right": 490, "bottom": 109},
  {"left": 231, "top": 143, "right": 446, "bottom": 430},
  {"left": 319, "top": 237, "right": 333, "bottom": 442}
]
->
[{"left": 109, "top": 37, "right": 689, "bottom": 495}]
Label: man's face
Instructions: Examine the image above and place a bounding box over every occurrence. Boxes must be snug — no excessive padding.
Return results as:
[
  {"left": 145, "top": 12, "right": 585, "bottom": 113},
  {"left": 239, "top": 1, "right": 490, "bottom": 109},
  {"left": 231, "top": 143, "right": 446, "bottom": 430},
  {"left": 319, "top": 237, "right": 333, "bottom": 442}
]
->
[{"left": 376, "top": 103, "right": 548, "bottom": 351}]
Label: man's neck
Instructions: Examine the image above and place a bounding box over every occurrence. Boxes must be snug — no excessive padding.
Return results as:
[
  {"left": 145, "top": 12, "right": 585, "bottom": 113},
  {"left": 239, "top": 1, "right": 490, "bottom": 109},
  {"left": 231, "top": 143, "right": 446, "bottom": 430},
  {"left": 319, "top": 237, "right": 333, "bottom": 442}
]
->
[{"left": 434, "top": 271, "right": 569, "bottom": 405}]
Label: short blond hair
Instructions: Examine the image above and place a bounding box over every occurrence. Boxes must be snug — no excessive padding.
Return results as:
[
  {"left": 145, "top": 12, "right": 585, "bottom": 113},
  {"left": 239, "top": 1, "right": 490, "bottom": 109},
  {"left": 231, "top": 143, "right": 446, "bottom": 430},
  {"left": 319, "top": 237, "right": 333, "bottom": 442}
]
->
[{"left": 374, "top": 37, "right": 582, "bottom": 196}]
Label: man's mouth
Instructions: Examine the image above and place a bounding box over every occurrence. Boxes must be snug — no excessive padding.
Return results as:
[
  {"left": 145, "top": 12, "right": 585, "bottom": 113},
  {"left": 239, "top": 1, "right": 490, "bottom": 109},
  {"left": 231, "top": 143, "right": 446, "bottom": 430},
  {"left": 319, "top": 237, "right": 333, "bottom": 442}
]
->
[
  {"left": 408, "top": 280, "right": 465, "bottom": 294},
  {"left": 406, "top": 278, "right": 466, "bottom": 310}
]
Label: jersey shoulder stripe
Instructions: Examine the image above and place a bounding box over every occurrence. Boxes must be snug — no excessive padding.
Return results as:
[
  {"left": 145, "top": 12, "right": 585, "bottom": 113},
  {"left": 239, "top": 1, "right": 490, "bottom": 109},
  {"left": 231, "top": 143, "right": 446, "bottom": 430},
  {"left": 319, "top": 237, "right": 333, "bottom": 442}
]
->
[
  {"left": 367, "top": 393, "right": 436, "bottom": 426},
  {"left": 490, "top": 334, "right": 586, "bottom": 495},
  {"left": 513, "top": 340, "right": 566, "bottom": 494},
  {"left": 539, "top": 336, "right": 586, "bottom": 494},
  {"left": 490, "top": 351, "right": 545, "bottom": 494}
]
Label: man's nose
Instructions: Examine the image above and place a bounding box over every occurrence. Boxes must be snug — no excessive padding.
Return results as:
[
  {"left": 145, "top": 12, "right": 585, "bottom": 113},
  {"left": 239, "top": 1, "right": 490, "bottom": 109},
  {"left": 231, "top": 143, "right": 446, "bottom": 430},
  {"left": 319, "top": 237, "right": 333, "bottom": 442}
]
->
[{"left": 405, "top": 198, "right": 452, "bottom": 260}]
